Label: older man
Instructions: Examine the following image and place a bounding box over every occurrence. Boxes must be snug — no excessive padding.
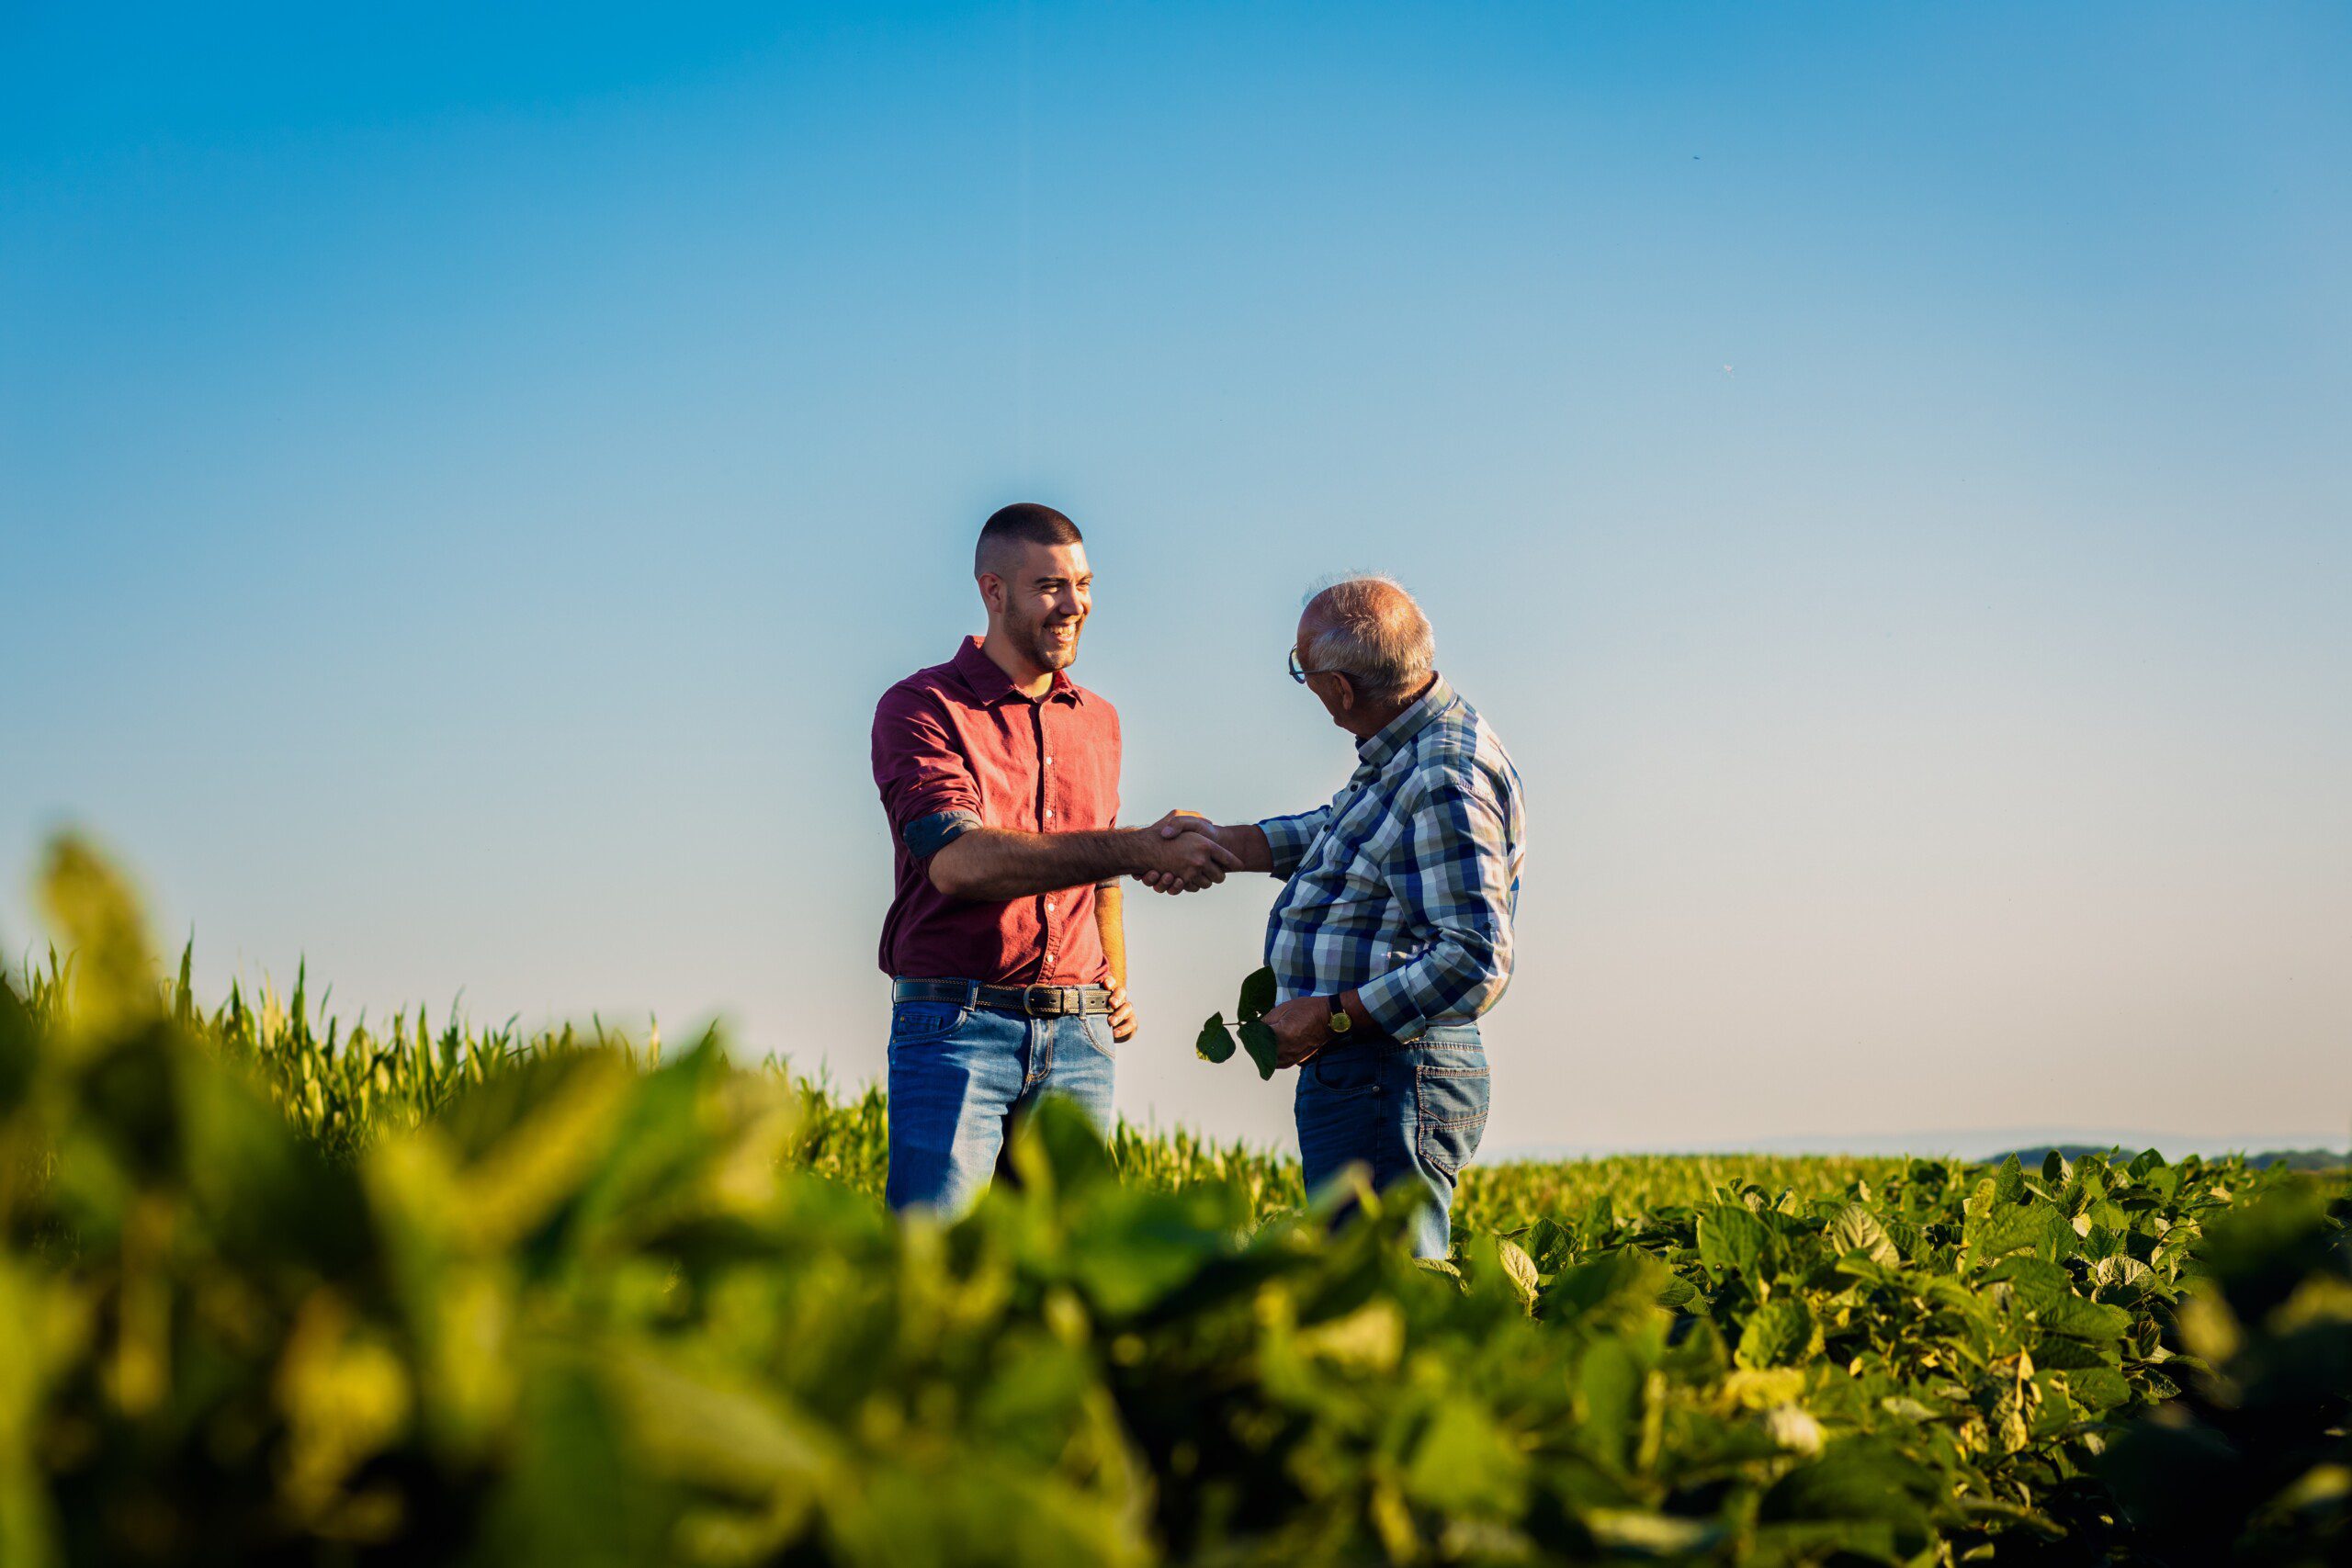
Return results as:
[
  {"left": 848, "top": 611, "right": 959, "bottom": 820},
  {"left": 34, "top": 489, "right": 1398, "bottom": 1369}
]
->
[{"left": 1155, "top": 578, "right": 1524, "bottom": 1258}]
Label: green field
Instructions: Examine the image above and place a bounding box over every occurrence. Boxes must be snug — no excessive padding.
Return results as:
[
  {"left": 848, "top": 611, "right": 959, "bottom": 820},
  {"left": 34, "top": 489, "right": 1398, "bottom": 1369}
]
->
[{"left": 3, "top": 837, "right": 2346, "bottom": 1565}]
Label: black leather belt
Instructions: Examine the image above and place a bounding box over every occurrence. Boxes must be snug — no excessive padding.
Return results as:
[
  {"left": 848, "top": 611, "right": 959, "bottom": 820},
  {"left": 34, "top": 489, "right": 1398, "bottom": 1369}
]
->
[{"left": 892, "top": 977, "right": 1114, "bottom": 1017}]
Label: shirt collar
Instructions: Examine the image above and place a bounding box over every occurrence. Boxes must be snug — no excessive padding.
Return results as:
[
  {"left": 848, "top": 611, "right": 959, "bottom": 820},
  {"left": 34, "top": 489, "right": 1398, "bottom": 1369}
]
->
[
  {"left": 952, "top": 635, "right": 1082, "bottom": 706},
  {"left": 1355, "top": 675, "right": 1453, "bottom": 769}
]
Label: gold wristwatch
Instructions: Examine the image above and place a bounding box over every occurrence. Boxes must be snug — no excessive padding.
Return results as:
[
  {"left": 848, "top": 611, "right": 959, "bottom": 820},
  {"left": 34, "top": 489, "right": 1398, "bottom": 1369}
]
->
[{"left": 1325, "top": 998, "right": 1353, "bottom": 1038}]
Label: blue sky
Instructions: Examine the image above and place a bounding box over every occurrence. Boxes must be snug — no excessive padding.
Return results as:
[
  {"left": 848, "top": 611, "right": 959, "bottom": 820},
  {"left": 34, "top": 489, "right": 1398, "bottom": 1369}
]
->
[{"left": 5, "top": 3, "right": 2347, "bottom": 1152}]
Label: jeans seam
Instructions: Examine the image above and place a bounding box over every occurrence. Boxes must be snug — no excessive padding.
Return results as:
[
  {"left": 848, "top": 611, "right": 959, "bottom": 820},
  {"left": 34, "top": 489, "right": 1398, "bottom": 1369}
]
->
[
  {"left": 1420, "top": 1131, "right": 1482, "bottom": 1177},
  {"left": 1306, "top": 1067, "right": 1378, "bottom": 1096},
  {"left": 1415, "top": 1066, "right": 1487, "bottom": 1179},
  {"left": 891, "top": 1008, "right": 968, "bottom": 1044}
]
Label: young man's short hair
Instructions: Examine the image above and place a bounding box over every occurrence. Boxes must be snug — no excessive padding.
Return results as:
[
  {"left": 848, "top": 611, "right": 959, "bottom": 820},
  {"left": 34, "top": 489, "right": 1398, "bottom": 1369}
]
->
[{"left": 976, "top": 503, "right": 1082, "bottom": 576}]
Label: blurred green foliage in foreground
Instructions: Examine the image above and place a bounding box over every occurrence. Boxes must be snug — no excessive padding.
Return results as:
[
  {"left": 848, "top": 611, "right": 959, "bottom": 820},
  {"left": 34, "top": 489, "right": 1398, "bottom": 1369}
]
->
[{"left": 1, "top": 835, "right": 2344, "bottom": 1565}]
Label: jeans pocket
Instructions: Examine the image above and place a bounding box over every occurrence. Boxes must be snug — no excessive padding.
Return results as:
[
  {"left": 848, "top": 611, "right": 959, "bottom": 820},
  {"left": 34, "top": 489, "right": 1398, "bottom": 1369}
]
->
[
  {"left": 890, "top": 1001, "right": 968, "bottom": 1043},
  {"left": 1308, "top": 1048, "right": 1381, "bottom": 1098},
  {"left": 1080, "top": 1013, "right": 1117, "bottom": 1061},
  {"left": 1416, "top": 1062, "right": 1490, "bottom": 1179}
]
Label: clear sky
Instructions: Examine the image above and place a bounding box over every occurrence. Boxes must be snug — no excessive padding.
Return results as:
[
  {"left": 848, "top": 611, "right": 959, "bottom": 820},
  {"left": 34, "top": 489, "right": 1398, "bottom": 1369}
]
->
[{"left": 6, "top": 3, "right": 2347, "bottom": 1154}]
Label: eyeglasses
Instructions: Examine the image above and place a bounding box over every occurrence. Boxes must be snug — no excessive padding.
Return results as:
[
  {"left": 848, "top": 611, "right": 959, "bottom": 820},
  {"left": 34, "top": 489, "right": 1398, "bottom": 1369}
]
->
[{"left": 1287, "top": 648, "right": 1343, "bottom": 684}]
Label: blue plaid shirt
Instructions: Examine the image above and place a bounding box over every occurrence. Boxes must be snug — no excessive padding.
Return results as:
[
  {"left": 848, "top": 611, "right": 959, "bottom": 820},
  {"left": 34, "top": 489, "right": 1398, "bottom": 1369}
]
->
[{"left": 1257, "top": 676, "right": 1525, "bottom": 1037}]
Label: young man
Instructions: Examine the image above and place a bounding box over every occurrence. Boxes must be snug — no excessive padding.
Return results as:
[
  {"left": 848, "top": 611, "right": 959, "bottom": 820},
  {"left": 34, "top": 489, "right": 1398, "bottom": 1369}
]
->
[
  {"left": 1148, "top": 577, "right": 1525, "bottom": 1258},
  {"left": 870, "top": 503, "right": 1240, "bottom": 1214}
]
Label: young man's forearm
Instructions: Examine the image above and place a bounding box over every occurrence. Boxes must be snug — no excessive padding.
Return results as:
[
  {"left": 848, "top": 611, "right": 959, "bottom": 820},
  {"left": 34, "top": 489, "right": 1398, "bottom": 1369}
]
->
[{"left": 929, "top": 827, "right": 1141, "bottom": 901}]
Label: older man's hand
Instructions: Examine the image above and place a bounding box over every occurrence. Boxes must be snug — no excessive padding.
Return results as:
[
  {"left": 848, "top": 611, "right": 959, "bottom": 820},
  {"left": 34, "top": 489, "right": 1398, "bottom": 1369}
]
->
[
  {"left": 1130, "top": 811, "right": 1242, "bottom": 893},
  {"left": 1260, "top": 997, "right": 1334, "bottom": 1068},
  {"left": 1136, "top": 812, "right": 1226, "bottom": 895}
]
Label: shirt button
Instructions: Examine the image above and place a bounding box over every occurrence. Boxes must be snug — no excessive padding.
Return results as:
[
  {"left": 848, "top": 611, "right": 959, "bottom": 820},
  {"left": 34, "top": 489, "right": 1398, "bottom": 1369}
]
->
[{"left": 1045, "top": 808, "right": 1055, "bottom": 820}]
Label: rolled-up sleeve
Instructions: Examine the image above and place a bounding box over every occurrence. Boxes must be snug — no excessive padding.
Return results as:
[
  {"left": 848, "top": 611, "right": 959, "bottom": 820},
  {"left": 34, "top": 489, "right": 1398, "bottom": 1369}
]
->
[
  {"left": 1354, "top": 770, "right": 1517, "bottom": 1036},
  {"left": 1254, "top": 807, "right": 1331, "bottom": 878},
  {"left": 873, "top": 688, "right": 982, "bottom": 860}
]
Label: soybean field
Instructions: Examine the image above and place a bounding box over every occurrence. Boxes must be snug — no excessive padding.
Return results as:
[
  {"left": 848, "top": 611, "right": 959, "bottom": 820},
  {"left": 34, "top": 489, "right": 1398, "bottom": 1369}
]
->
[{"left": 1, "top": 836, "right": 2345, "bottom": 1565}]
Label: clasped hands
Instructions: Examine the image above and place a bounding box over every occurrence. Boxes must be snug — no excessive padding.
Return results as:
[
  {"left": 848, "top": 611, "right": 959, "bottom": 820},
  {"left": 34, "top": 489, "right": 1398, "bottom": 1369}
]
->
[
  {"left": 1125, "top": 811, "right": 1330, "bottom": 1067},
  {"left": 1129, "top": 810, "right": 1241, "bottom": 896}
]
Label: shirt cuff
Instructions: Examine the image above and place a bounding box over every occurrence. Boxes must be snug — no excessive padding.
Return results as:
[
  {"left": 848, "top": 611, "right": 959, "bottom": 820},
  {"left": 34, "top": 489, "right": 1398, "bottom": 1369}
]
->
[
  {"left": 1255, "top": 813, "right": 1321, "bottom": 877},
  {"left": 901, "top": 808, "right": 982, "bottom": 860},
  {"left": 1354, "top": 969, "right": 1424, "bottom": 1038}
]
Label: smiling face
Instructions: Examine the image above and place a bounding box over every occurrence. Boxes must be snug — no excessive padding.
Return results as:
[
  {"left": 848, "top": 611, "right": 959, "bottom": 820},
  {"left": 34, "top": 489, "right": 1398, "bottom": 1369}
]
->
[{"left": 980, "top": 538, "right": 1092, "bottom": 675}]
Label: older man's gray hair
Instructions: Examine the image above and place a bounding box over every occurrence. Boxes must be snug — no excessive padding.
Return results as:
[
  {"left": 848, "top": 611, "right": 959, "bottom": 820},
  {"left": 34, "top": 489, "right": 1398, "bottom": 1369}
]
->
[{"left": 1304, "top": 576, "right": 1436, "bottom": 701}]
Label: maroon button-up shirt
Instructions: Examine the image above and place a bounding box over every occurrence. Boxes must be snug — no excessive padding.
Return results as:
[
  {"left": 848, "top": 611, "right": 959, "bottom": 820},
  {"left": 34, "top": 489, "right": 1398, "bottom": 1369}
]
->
[{"left": 871, "top": 637, "right": 1123, "bottom": 985}]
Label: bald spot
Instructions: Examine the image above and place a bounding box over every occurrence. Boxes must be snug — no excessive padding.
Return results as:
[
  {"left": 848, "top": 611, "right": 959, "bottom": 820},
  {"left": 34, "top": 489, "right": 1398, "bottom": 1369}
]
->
[{"left": 1301, "top": 577, "right": 1421, "bottom": 647}]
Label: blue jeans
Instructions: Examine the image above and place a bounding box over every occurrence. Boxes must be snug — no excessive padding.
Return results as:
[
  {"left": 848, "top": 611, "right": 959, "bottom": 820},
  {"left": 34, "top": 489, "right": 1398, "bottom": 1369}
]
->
[
  {"left": 1294, "top": 1025, "right": 1488, "bottom": 1259},
  {"left": 886, "top": 994, "right": 1117, "bottom": 1215}
]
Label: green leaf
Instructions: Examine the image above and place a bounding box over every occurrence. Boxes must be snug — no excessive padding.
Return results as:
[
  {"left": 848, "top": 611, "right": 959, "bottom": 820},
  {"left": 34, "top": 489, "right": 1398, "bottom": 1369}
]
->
[
  {"left": 1576, "top": 1336, "right": 1642, "bottom": 1468},
  {"left": 1236, "top": 966, "right": 1276, "bottom": 1023},
  {"left": 1193, "top": 1012, "right": 1235, "bottom": 1064},
  {"left": 601, "top": 1342, "right": 835, "bottom": 1498},
  {"left": 1496, "top": 1237, "right": 1540, "bottom": 1306},
  {"left": 2035, "top": 1293, "right": 2134, "bottom": 1343},
  {"left": 0, "top": 975, "right": 34, "bottom": 1114},
  {"left": 478, "top": 1355, "right": 667, "bottom": 1568},
  {"left": 1969, "top": 1201, "right": 2071, "bottom": 1268},
  {"left": 2062, "top": 1365, "right": 2133, "bottom": 1411},
  {"left": 2031, "top": 1335, "right": 2121, "bottom": 1370},
  {"left": 1544, "top": 1250, "right": 1671, "bottom": 1330},
  {"left": 1403, "top": 1403, "right": 1529, "bottom": 1516},
  {"left": 1984, "top": 1256, "right": 2075, "bottom": 1314},
  {"left": 1699, "top": 1205, "right": 1770, "bottom": 1279},
  {"left": 1992, "top": 1154, "right": 2027, "bottom": 1205},
  {"left": 39, "top": 834, "right": 159, "bottom": 1046},
  {"left": 1824, "top": 1202, "right": 1900, "bottom": 1265},
  {"left": 1584, "top": 1511, "right": 1720, "bottom": 1554},
  {"left": 1236, "top": 1020, "right": 1279, "bottom": 1080},
  {"left": 1008, "top": 1094, "right": 1120, "bottom": 1201},
  {"left": 1063, "top": 1190, "right": 1232, "bottom": 1314},
  {"left": 1526, "top": 1216, "right": 1573, "bottom": 1269},
  {"left": 1835, "top": 1255, "right": 1904, "bottom": 1291},
  {"left": 1736, "top": 1296, "right": 1816, "bottom": 1369},
  {"left": 1758, "top": 1439, "right": 1937, "bottom": 1531}
]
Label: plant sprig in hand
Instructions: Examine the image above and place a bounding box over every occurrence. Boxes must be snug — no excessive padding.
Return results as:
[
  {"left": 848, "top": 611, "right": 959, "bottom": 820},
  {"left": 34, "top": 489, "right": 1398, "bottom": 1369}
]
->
[{"left": 1196, "top": 966, "right": 1281, "bottom": 1079}]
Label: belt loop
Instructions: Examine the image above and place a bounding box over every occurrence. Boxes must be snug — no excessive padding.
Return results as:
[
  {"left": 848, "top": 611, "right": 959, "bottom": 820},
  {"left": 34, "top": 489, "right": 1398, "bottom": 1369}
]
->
[{"left": 964, "top": 979, "right": 979, "bottom": 1008}]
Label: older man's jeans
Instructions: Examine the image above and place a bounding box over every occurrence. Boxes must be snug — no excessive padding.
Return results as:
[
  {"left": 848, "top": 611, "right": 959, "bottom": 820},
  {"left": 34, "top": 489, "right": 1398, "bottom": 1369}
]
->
[
  {"left": 886, "top": 997, "right": 1117, "bottom": 1215},
  {"left": 1293, "top": 1024, "right": 1488, "bottom": 1259}
]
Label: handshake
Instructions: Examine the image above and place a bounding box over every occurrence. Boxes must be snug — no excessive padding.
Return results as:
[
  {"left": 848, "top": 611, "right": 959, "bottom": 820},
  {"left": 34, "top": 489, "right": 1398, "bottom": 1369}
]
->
[{"left": 1126, "top": 810, "right": 1263, "bottom": 895}]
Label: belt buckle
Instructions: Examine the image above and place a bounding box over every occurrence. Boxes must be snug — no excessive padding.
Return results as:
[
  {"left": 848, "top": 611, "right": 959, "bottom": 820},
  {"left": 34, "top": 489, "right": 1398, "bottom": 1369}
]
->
[{"left": 1023, "top": 985, "right": 1060, "bottom": 1016}]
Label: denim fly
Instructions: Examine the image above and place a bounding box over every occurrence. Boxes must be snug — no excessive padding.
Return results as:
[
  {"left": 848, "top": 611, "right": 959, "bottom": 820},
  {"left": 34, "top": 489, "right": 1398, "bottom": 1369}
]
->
[
  {"left": 885, "top": 997, "right": 1116, "bottom": 1215},
  {"left": 1292, "top": 1024, "right": 1487, "bottom": 1259}
]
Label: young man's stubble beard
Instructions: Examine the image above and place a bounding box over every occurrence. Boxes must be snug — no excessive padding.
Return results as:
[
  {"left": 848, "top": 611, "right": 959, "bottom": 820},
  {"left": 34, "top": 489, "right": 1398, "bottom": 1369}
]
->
[{"left": 1020, "top": 604, "right": 1085, "bottom": 672}]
